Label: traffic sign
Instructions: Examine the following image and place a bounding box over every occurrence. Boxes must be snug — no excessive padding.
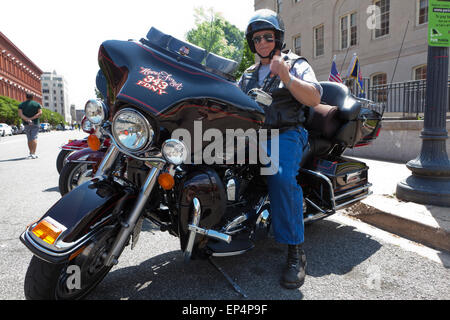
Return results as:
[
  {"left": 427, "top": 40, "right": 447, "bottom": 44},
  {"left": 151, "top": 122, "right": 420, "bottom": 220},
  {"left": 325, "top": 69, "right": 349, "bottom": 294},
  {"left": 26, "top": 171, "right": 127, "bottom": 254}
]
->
[{"left": 428, "top": 0, "right": 450, "bottom": 47}]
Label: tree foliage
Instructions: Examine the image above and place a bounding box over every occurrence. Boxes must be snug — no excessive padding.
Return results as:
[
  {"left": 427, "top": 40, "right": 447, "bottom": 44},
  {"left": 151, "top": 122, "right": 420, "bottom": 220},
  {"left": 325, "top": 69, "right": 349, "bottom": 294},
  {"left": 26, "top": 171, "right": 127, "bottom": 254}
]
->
[
  {"left": 186, "top": 7, "right": 254, "bottom": 79},
  {"left": 0, "top": 95, "right": 65, "bottom": 126}
]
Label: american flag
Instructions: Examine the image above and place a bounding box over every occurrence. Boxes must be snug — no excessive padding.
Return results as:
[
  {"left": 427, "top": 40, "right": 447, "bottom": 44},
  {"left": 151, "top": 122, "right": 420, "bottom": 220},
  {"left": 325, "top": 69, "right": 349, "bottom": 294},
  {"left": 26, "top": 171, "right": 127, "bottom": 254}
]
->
[{"left": 329, "top": 59, "right": 342, "bottom": 83}]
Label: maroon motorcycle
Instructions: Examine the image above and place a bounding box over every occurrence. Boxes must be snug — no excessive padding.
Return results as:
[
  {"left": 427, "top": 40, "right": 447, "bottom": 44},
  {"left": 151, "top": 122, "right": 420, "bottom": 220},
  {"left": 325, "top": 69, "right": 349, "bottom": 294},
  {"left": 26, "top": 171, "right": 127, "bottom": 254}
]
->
[
  {"left": 58, "top": 136, "right": 110, "bottom": 195},
  {"left": 56, "top": 117, "right": 94, "bottom": 174}
]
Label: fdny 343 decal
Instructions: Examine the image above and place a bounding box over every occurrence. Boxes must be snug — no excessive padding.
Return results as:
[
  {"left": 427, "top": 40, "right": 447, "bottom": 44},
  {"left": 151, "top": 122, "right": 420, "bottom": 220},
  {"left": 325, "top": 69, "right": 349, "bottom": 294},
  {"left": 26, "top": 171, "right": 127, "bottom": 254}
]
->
[{"left": 136, "top": 67, "right": 183, "bottom": 95}]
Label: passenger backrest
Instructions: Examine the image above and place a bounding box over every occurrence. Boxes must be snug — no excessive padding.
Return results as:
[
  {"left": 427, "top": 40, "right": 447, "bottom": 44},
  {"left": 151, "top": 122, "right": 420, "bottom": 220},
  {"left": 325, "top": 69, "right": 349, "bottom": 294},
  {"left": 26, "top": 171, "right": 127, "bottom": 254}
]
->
[{"left": 320, "top": 81, "right": 349, "bottom": 109}]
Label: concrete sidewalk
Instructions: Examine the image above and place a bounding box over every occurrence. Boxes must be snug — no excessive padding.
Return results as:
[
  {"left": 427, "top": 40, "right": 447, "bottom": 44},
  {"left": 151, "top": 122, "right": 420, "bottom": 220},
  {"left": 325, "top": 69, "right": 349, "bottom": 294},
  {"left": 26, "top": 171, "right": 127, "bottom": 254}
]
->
[{"left": 342, "top": 157, "right": 450, "bottom": 253}]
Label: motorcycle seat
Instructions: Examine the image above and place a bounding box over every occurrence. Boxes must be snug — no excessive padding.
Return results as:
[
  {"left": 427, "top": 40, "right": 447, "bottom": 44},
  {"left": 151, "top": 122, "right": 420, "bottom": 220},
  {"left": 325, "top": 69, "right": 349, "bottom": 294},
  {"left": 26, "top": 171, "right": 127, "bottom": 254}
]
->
[{"left": 319, "top": 81, "right": 361, "bottom": 121}]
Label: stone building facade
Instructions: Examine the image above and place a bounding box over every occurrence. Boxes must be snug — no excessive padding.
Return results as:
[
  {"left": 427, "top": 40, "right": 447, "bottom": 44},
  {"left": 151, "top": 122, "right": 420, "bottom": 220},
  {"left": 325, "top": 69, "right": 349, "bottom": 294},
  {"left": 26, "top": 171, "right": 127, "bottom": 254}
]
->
[
  {"left": 0, "top": 32, "right": 43, "bottom": 103},
  {"left": 253, "top": 0, "right": 447, "bottom": 86},
  {"left": 41, "top": 71, "right": 71, "bottom": 122}
]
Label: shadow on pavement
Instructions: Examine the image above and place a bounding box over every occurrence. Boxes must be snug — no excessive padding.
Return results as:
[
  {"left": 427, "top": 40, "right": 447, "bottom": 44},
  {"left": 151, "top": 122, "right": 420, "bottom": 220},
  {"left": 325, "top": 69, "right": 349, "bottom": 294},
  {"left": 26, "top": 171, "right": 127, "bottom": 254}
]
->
[
  {"left": 0, "top": 157, "right": 29, "bottom": 162},
  {"left": 86, "top": 218, "right": 381, "bottom": 300}
]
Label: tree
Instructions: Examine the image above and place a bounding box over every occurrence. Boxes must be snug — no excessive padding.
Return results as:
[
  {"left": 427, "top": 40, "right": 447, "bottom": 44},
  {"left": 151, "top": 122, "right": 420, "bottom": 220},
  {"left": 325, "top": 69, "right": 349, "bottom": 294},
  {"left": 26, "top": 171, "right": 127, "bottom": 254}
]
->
[
  {"left": 186, "top": 7, "right": 254, "bottom": 79},
  {"left": 0, "top": 95, "right": 66, "bottom": 127}
]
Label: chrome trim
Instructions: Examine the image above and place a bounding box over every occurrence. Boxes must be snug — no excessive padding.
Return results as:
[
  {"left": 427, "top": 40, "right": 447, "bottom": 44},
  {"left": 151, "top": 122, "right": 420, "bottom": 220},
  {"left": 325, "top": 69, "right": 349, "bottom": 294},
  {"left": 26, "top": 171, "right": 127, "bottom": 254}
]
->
[
  {"left": 299, "top": 168, "right": 336, "bottom": 209},
  {"left": 303, "top": 212, "right": 328, "bottom": 224},
  {"left": 211, "top": 248, "right": 253, "bottom": 257},
  {"left": 94, "top": 145, "right": 121, "bottom": 178},
  {"left": 112, "top": 108, "right": 154, "bottom": 153},
  {"left": 335, "top": 190, "right": 373, "bottom": 209},
  {"left": 335, "top": 183, "right": 372, "bottom": 201},
  {"left": 102, "top": 129, "right": 166, "bottom": 163},
  {"left": 70, "top": 160, "right": 98, "bottom": 164},
  {"left": 188, "top": 225, "right": 232, "bottom": 243},
  {"left": 22, "top": 226, "right": 104, "bottom": 258},
  {"left": 104, "top": 163, "right": 164, "bottom": 267},
  {"left": 184, "top": 198, "right": 201, "bottom": 262}
]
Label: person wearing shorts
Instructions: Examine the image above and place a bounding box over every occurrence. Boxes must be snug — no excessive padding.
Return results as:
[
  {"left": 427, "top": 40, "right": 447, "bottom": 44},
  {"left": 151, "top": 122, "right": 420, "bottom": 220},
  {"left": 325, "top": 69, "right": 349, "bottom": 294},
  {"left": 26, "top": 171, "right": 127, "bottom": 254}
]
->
[{"left": 18, "top": 93, "right": 42, "bottom": 159}]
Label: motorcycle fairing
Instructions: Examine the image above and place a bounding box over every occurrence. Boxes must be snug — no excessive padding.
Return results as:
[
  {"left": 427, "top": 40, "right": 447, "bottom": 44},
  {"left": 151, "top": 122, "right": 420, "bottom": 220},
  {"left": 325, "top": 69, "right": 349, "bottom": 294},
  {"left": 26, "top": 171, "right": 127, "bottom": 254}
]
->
[
  {"left": 20, "top": 177, "right": 133, "bottom": 264},
  {"left": 98, "top": 27, "right": 265, "bottom": 125}
]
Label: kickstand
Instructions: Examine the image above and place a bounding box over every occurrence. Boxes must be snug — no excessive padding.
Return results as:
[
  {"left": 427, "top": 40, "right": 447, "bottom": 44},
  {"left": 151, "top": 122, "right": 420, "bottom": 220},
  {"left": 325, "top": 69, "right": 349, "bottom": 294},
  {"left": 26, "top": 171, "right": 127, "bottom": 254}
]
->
[{"left": 208, "top": 257, "right": 248, "bottom": 299}]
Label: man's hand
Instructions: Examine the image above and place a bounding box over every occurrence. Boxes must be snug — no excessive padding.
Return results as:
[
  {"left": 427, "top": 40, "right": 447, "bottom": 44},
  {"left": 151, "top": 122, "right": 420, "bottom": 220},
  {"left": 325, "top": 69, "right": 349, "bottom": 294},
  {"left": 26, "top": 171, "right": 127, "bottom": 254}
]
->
[{"left": 270, "top": 53, "right": 290, "bottom": 80}]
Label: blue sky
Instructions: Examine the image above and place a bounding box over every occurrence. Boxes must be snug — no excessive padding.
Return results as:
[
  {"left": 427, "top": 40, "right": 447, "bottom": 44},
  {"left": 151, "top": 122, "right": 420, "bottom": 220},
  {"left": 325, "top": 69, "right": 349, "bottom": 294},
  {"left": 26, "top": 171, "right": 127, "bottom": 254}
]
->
[{"left": 1, "top": 0, "right": 255, "bottom": 108}]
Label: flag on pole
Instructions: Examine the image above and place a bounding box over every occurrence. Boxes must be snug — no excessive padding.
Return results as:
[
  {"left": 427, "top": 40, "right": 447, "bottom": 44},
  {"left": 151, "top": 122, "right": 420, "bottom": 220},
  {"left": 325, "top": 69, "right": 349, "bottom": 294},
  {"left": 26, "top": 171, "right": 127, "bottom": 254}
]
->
[
  {"left": 328, "top": 56, "right": 342, "bottom": 83},
  {"left": 346, "top": 53, "right": 364, "bottom": 94}
]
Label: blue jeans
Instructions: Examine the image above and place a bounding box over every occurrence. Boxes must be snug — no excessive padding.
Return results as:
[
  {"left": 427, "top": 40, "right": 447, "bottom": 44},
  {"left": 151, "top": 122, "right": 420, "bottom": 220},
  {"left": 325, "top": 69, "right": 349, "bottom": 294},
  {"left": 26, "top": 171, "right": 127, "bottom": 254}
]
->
[{"left": 265, "top": 126, "right": 308, "bottom": 245}]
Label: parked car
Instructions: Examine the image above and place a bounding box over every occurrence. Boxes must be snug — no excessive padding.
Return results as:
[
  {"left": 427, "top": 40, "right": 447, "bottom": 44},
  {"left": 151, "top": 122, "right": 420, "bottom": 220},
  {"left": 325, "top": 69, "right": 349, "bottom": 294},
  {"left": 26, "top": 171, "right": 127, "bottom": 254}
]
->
[
  {"left": 11, "top": 125, "right": 18, "bottom": 135},
  {"left": 40, "top": 123, "right": 51, "bottom": 132},
  {"left": 56, "top": 124, "right": 66, "bottom": 131},
  {"left": 0, "top": 123, "right": 13, "bottom": 136}
]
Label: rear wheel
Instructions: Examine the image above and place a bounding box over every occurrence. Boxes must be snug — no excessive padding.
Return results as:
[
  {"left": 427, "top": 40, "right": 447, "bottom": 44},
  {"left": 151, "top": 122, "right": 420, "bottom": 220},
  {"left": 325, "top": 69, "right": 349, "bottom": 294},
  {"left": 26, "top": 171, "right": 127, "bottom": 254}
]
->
[
  {"left": 24, "top": 227, "right": 117, "bottom": 300},
  {"left": 59, "top": 162, "right": 94, "bottom": 196}
]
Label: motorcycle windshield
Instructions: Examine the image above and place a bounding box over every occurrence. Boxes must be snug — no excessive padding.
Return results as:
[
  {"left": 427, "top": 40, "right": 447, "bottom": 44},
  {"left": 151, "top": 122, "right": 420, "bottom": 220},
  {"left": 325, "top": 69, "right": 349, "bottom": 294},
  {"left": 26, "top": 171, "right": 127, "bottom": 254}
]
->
[{"left": 98, "top": 27, "right": 264, "bottom": 124}]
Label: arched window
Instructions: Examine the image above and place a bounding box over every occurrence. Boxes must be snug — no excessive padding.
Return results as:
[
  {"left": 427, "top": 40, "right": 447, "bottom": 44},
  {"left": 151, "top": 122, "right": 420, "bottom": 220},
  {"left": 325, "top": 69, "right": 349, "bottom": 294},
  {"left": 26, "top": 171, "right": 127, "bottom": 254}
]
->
[{"left": 371, "top": 73, "right": 388, "bottom": 102}]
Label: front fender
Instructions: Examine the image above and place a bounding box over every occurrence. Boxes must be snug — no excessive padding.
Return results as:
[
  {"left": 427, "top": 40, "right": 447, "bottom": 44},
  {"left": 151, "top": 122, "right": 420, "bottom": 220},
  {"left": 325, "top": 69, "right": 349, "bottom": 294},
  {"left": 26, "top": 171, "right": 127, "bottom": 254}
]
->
[
  {"left": 20, "top": 177, "right": 135, "bottom": 263},
  {"left": 66, "top": 147, "right": 106, "bottom": 165}
]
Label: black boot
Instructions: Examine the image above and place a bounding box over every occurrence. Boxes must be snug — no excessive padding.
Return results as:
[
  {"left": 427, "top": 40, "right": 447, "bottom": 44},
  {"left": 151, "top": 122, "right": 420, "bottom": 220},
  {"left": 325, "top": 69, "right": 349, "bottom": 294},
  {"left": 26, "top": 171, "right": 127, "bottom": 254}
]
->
[{"left": 281, "top": 244, "right": 306, "bottom": 289}]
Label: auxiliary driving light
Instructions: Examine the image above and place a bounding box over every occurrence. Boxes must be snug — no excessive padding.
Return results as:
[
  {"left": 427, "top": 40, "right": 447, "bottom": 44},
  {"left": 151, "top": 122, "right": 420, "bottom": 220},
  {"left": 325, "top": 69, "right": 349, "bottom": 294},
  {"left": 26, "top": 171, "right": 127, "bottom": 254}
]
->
[{"left": 162, "top": 139, "right": 188, "bottom": 165}]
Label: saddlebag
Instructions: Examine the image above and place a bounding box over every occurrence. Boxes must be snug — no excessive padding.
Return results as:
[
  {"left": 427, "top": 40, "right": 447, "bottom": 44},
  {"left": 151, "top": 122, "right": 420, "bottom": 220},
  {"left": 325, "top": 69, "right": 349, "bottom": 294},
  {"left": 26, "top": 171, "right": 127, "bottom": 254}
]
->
[{"left": 299, "top": 157, "right": 371, "bottom": 212}]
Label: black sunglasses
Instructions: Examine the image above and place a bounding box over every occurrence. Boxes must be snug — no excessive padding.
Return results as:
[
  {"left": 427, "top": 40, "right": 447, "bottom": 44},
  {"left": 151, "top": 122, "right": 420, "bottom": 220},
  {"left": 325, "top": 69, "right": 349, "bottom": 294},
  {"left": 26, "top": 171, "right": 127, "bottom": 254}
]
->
[{"left": 252, "top": 33, "right": 275, "bottom": 44}]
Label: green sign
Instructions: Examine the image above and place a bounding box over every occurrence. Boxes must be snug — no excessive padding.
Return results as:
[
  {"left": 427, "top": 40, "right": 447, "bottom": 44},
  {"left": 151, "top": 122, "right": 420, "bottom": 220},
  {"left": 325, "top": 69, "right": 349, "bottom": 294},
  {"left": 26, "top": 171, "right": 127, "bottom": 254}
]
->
[{"left": 428, "top": 0, "right": 450, "bottom": 47}]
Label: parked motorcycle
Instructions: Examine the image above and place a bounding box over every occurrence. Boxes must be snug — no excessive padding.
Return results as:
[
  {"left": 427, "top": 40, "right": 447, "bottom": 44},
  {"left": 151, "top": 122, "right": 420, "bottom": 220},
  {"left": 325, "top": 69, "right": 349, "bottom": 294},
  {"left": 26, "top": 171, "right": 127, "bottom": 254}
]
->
[
  {"left": 58, "top": 132, "right": 110, "bottom": 196},
  {"left": 56, "top": 117, "right": 93, "bottom": 174},
  {"left": 20, "top": 27, "right": 382, "bottom": 300}
]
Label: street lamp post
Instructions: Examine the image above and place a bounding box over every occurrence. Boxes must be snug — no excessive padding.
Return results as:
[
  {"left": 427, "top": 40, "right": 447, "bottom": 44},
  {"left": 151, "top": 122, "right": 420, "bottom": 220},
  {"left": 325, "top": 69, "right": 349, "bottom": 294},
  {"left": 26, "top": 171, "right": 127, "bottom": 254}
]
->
[{"left": 396, "top": 46, "right": 450, "bottom": 207}]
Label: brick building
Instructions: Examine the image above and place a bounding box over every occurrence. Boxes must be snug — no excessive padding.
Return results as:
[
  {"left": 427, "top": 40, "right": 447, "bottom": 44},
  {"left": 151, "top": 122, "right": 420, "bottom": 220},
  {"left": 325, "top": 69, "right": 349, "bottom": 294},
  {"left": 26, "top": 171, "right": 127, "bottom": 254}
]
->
[{"left": 0, "top": 32, "right": 43, "bottom": 104}]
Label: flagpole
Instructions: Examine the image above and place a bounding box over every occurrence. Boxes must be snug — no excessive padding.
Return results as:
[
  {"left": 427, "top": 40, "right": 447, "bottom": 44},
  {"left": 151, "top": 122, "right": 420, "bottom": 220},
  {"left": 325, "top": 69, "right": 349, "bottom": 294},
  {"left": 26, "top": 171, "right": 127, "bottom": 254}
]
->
[
  {"left": 391, "top": 20, "right": 409, "bottom": 84},
  {"left": 340, "top": 47, "right": 350, "bottom": 75}
]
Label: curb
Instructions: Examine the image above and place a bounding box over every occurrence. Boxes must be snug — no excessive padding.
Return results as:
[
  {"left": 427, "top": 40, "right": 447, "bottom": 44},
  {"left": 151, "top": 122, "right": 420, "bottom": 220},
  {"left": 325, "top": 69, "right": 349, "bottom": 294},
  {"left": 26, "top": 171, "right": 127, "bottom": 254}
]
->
[{"left": 343, "top": 196, "right": 450, "bottom": 253}]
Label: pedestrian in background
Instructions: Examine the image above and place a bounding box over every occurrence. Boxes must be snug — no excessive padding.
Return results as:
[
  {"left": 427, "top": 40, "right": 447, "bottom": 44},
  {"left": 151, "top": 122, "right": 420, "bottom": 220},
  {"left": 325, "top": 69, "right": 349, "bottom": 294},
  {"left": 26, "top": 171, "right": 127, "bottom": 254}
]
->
[{"left": 18, "top": 93, "right": 42, "bottom": 159}]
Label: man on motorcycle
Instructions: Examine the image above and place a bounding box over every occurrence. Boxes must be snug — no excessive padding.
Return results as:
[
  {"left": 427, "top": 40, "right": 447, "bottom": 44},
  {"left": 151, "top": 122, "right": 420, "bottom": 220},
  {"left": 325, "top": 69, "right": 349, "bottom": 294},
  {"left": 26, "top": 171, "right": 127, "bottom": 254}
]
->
[{"left": 239, "top": 9, "right": 322, "bottom": 289}]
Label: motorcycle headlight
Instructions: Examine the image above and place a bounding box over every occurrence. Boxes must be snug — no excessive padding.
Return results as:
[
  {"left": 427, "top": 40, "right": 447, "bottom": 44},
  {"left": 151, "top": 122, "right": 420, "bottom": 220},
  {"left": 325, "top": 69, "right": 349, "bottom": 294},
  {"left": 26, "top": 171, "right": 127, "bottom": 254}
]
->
[
  {"left": 162, "top": 139, "right": 188, "bottom": 165},
  {"left": 85, "top": 99, "right": 108, "bottom": 125},
  {"left": 112, "top": 108, "right": 154, "bottom": 152}
]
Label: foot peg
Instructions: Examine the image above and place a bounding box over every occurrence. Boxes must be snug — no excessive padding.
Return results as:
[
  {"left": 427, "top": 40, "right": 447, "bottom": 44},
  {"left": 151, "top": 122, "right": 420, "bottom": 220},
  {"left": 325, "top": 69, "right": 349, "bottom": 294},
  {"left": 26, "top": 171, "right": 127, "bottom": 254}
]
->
[{"left": 188, "top": 225, "right": 232, "bottom": 244}]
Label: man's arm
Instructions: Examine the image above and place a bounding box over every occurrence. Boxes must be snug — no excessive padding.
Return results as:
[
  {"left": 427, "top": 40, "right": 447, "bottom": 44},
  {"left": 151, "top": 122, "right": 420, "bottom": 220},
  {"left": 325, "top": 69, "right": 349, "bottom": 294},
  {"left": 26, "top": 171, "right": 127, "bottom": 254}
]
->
[
  {"left": 269, "top": 53, "right": 321, "bottom": 107},
  {"left": 18, "top": 109, "right": 32, "bottom": 124},
  {"left": 29, "top": 108, "right": 42, "bottom": 120}
]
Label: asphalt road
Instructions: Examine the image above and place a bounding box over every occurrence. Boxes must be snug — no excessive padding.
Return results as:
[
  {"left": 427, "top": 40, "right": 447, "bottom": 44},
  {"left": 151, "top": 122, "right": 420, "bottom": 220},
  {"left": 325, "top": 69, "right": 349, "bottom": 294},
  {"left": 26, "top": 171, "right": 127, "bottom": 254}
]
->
[{"left": 0, "top": 130, "right": 449, "bottom": 301}]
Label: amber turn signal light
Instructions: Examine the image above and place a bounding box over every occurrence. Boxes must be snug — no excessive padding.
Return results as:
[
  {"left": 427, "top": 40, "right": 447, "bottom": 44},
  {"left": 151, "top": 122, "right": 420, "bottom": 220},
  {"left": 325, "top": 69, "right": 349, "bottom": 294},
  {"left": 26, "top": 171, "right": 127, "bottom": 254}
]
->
[
  {"left": 158, "top": 173, "right": 175, "bottom": 190},
  {"left": 88, "top": 134, "right": 101, "bottom": 151},
  {"left": 32, "top": 219, "right": 65, "bottom": 245}
]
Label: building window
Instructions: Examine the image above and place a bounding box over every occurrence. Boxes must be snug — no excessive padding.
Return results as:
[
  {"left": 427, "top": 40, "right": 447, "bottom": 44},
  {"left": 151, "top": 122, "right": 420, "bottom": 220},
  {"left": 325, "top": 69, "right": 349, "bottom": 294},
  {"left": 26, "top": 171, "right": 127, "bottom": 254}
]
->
[
  {"left": 340, "top": 12, "right": 357, "bottom": 50},
  {"left": 293, "top": 35, "right": 301, "bottom": 56},
  {"left": 374, "top": 0, "right": 390, "bottom": 38},
  {"left": 413, "top": 65, "right": 427, "bottom": 80},
  {"left": 371, "top": 73, "right": 387, "bottom": 102},
  {"left": 314, "top": 25, "right": 324, "bottom": 57},
  {"left": 417, "top": 0, "right": 428, "bottom": 25}
]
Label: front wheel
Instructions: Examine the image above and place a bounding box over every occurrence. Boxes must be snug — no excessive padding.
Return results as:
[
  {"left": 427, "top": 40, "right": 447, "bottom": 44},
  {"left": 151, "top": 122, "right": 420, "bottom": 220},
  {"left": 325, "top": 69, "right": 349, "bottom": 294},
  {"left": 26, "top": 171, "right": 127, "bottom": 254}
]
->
[
  {"left": 24, "top": 227, "right": 117, "bottom": 300},
  {"left": 56, "top": 150, "right": 74, "bottom": 174},
  {"left": 59, "top": 162, "right": 94, "bottom": 196}
]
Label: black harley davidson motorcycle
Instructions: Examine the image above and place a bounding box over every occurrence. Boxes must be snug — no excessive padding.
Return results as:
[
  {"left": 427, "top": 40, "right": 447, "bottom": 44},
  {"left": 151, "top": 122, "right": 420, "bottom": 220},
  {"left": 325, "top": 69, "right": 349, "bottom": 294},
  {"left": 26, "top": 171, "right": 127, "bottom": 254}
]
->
[{"left": 20, "top": 27, "right": 383, "bottom": 300}]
